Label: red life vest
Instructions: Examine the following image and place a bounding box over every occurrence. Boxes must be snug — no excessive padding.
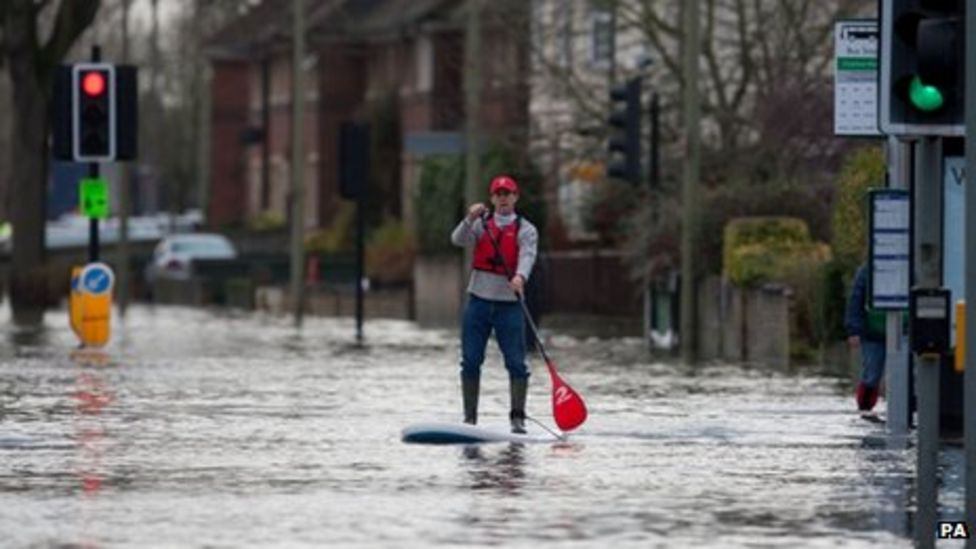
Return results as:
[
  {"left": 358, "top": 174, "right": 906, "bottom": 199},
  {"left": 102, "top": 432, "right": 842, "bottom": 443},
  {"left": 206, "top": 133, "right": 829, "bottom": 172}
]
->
[{"left": 472, "top": 215, "right": 520, "bottom": 276}]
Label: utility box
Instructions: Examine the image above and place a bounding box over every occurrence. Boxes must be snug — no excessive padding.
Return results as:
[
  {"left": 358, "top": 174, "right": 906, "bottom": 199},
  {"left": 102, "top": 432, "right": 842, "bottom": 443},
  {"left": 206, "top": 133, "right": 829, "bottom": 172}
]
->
[{"left": 910, "top": 287, "right": 950, "bottom": 358}]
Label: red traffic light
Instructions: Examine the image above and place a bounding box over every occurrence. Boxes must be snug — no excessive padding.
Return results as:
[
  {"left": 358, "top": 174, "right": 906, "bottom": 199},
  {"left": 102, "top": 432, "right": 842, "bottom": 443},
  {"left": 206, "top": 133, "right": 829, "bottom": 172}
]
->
[{"left": 81, "top": 71, "right": 106, "bottom": 97}]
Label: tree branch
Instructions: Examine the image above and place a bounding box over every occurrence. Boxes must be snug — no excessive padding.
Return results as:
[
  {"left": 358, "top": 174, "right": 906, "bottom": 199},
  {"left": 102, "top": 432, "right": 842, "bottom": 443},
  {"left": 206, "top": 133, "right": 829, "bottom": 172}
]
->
[
  {"left": 729, "top": 0, "right": 752, "bottom": 110},
  {"left": 702, "top": 0, "right": 728, "bottom": 114},
  {"left": 621, "top": 2, "right": 680, "bottom": 82},
  {"left": 40, "top": 0, "right": 101, "bottom": 70},
  {"left": 750, "top": 0, "right": 775, "bottom": 96}
]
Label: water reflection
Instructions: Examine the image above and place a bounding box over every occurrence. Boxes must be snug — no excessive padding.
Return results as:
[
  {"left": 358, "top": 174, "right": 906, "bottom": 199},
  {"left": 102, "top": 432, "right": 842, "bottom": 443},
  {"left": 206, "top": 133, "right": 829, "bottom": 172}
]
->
[
  {"left": 460, "top": 443, "right": 527, "bottom": 495},
  {"left": 72, "top": 361, "right": 112, "bottom": 494},
  {"left": 6, "top": 323, "right": 51, "bottom": 358}
]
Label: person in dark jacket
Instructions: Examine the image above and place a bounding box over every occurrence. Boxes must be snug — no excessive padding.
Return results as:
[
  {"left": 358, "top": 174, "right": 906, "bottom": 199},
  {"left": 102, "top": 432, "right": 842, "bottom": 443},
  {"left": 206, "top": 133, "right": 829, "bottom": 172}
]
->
[{"left": 844, "top": 264, "right": 886, "bottom": 411}]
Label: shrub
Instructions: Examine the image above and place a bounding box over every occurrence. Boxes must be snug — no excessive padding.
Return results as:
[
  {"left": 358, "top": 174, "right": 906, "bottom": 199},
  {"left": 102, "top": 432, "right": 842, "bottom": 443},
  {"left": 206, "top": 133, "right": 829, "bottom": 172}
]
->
[
  {"left": 247, "top": 210, "right": 286, "bottom": 232},
  {"left": 582, "top": 180, "right": 637, "bottom": 246},
  {"left": 831, "top": 145, "right": 885, "bottom": 276},
  {"left": 722, "top": 217, "right": 820, "bottom": 285},
  {"left": 415, "top": 155, "right": 464, "bottom": 255},
  {"left": 305, "top": 202, "right": 356, "bottom": 254},
  {"left": 811, "top": 259, "right": 849, "bottom": 343},
  {"left": 366, "top": 217, "right": 416, "bottom": 284},
  {"left": 722, "top": 216, "right": 838, "bottom": 355}
]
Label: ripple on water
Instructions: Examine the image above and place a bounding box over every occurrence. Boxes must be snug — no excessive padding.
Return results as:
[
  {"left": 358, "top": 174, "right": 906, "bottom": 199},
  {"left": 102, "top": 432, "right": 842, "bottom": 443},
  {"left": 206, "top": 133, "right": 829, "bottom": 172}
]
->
[{"left": 0, "top": 304, "right": 934, "bottom": 547}]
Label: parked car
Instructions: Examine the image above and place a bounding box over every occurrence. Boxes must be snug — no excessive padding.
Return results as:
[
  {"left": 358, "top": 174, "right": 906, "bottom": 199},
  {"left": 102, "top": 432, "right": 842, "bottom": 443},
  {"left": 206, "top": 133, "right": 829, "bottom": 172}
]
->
[{"left": 144, "top": 233, "right": 238, "bottom": 287}]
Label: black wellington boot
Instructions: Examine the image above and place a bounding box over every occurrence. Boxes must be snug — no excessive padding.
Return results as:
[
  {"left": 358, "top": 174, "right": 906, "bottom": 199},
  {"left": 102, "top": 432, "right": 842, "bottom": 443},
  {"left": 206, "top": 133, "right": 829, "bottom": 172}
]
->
[
  {"left": 462, "top": 375, "right": 479, "bottom": 425},
  {"left": 509, "top": 377, "right": 528, "bottom": 434}
]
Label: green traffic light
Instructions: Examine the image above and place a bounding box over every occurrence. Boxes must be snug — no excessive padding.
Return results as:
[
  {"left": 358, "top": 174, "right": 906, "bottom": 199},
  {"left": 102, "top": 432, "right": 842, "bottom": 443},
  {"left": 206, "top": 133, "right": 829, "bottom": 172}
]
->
[{"left": 909, "top": 76, "right": 944, "bottom": 112}]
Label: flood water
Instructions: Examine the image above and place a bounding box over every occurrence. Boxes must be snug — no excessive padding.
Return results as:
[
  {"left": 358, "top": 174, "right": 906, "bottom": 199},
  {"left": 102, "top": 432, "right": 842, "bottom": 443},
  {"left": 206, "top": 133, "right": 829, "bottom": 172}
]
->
[{"left": 0, "top": 305, "right": 966, "bottom": 547}]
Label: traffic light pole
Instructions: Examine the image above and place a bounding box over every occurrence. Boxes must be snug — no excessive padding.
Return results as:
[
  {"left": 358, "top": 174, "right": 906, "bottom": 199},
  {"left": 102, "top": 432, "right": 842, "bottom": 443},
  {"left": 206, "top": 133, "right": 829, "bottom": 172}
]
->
[
  {"left": 680, "top": 0, "right": 701, "bottom": 365},
  {"left": 885, "top": 136, "right": 910, "bottom": 437},
  {"left": 88, "top": 45, "right": 101, "bottom": 264},
  {"left": 88, "top": 162, "right": 99, "bottom": 263},
  {"left": 964, "top": 2, "right": 976, "bottom": 543},
  {"left": 913, "top": 136, "right": 941, "bottom": 549},
  {"left": 355, "top": 180, "right": 365, "bottom": 345},
  {"left": 644, "top": 91, "right": 660, "bottom": 352},
  {"left": 289, "top": 0, "right": 306, "bottom": 328},
  {"left": 649, "top": 92, "right": 660, "bottom": 192}
]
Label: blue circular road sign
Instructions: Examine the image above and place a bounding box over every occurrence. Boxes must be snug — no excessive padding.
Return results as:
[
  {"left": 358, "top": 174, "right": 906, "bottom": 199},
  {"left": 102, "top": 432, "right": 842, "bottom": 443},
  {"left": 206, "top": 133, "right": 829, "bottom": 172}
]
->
[{"left": 79, "top": 262, "right": 115, "bottom": 295}]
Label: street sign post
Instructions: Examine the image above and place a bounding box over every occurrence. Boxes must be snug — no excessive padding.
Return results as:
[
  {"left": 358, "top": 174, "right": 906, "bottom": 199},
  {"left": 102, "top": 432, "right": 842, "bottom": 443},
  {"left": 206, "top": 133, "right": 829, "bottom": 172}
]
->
[
  {"left": 869, "top": 188, "right": 911, "bottom": 309},
  {"left": 834, "top": 20, "right": 881, "bottom": 137}
]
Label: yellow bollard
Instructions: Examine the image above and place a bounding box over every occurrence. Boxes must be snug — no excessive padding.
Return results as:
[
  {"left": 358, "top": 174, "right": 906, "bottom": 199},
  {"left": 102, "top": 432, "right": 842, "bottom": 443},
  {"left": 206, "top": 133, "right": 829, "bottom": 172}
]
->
[
  {"left": 955, "top": 300, "right": 965, "bottom": 373},
  {"left": 73, "top": 263, "right": 114, "bottom": 348},
  {"left": 69, "top": 266, "right": 84, "bottom": 339}
]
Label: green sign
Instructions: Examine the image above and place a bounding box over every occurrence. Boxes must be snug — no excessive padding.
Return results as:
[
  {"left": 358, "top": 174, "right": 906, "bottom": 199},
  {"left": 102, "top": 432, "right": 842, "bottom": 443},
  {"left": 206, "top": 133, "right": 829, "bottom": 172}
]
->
[{"left": 80, "top": 177, "right": 109, "bottom": 219}]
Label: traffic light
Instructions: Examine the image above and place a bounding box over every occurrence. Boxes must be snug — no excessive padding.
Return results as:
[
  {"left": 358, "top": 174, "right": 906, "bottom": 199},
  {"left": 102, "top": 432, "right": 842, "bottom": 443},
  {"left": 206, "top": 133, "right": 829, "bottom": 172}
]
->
[
  {"left": 880, "top": 0, "right": 965, "bottom": 136},
  {"left": 52, "top": 63, "right": 137, "bottom": 162},
  {"left": 73, "top": 63, "right": 116, "bottom": 161},
  {"left": 607, "top": 77, "right": 641, "bottom": 185}
]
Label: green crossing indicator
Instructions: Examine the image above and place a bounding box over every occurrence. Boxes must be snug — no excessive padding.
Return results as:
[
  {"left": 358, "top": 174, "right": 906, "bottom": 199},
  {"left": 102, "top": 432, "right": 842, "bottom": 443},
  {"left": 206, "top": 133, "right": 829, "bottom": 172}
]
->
[
  {"left": 908, "top": 76, "right": 945, "bottom": 112},
  {"left": 80, "top": 177, "right": 109, "bottom": 219}
]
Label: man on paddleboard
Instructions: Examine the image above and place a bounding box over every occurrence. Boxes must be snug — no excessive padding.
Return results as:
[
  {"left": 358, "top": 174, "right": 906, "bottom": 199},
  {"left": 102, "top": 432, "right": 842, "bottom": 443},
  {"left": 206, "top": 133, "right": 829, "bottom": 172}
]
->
[{"left": 451, "top": 175, "right": 539, "bottom": 434}]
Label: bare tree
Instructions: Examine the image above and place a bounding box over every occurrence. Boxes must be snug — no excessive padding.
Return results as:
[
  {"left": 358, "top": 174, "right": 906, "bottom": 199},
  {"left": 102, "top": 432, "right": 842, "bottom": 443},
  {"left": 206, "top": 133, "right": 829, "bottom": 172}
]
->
[
  {"left": 0, "top": 0, "right": 100, "bottom": 324},
  {"left": 528, "top": 0, "right": 872, "bottom": 271},
  {"left": 142, "top": 0, "right": 258, "bottom": 216}
]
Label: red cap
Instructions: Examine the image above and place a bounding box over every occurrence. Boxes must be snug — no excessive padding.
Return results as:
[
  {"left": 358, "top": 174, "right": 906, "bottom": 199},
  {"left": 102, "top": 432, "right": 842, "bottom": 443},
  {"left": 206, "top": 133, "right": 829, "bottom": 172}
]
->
[{"left": 489, "top": 175, "right": 519, "bottom": 194}]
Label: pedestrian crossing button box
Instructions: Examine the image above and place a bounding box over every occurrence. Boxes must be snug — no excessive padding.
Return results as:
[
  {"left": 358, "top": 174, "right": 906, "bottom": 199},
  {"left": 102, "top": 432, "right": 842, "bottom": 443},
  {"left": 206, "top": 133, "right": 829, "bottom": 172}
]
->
[{"left": 910, "top": 287, "right": 950, "bottom": 357}]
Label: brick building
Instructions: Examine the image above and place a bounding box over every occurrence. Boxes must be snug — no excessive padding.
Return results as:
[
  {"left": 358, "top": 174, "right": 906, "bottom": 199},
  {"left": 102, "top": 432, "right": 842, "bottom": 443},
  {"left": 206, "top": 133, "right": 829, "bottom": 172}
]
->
[{"left": 204, "top": 0, "right": 529, "bottom": 232}]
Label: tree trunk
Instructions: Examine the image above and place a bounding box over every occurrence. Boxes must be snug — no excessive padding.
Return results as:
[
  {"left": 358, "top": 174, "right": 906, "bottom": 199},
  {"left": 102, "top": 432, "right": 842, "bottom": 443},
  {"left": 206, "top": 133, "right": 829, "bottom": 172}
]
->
[
  {"left": 7, "top": 8, "right": 48, "bottom": 325},
  {"left": 3, "top": 0, "right": 100, "bottom": 325}
]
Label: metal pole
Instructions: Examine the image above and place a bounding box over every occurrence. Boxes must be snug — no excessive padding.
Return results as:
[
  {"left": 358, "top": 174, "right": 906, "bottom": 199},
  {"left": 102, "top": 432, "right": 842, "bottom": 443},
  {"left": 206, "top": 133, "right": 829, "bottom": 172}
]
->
[
  {"left": 150, "top": 0, "right": 168, "bottom": 226},
  {"left": 964, "top": 1, "right": 976, "bottom": 543},
  {"left": 650, "top": 92, "right": 660, "bottom": 192},
  {"left": 89, "top": 160, "right": 100, "bottom": 263},
  {"left": 261, "top": 57, "right": 271, "bottom": 210},
  {"left": 289, "top": 0, "right": 306, "bottom": 327},
  {"left": 680, "top": 0, "right": 701, "bottom": 365},
  {"left": 117, "top": 1, "right": 131, "bottom": 317},
  {"left": 886, "top": 136, "right": 910, "bottom": 436},
  {"left": 355, "top": 185, "right": 364, "bottom": 344},
  {"left": 462, "top": 0, "right": 482, "bottom": 306},
  {"left": 89, "top": 45, "right": 101, "bottom": 264},
  {"left": 645, "top": 91, "right": 660, "bottom": 352},
  {"left": 913, "top": 136, "right": 941, "bottom": 549}
]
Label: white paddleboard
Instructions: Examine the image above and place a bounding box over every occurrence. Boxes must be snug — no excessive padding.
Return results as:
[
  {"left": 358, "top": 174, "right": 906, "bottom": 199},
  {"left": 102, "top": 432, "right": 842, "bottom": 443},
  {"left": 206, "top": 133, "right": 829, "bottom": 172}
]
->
[{"left": 401, "top": 422, "right": 556, "bottom": 444}]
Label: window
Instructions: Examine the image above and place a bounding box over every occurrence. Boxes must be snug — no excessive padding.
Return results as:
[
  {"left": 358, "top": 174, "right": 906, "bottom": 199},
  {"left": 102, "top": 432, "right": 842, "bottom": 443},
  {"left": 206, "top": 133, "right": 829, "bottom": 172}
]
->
[
  {"left": 591, "top": 9, "right": 613, "bottom": 67},
  {"left": 415, "top": 36, "right": 433, "bottom": 92}
]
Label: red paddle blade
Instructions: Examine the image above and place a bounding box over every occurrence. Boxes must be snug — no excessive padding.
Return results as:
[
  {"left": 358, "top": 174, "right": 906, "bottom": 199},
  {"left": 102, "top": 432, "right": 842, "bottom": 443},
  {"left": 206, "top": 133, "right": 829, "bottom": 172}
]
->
[{"left": 546, "top": 361, "right": 587, "bottom": 431}]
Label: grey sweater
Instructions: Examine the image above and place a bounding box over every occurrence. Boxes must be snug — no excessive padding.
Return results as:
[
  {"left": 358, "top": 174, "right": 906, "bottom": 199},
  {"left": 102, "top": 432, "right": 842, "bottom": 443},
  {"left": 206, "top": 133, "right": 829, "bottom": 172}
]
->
[{"left": 450, "top": 212, "right": 538, "bottom": 302}]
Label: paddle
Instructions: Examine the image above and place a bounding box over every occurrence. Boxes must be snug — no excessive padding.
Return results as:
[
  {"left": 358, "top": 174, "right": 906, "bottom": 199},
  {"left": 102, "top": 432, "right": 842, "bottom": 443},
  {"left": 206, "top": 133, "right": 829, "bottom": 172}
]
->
[{"left": 480, "top": 211, "right": 588, "bottom": 431}]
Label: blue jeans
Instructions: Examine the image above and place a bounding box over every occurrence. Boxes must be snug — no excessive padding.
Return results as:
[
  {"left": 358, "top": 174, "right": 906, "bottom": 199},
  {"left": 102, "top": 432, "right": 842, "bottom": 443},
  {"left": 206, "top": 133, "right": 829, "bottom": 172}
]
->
[
  {"left": 461, "top": 294, "right": 529, "bottom": 381},
  {"left": 859, "top": 339, "right": 886, "bottom": 388}
]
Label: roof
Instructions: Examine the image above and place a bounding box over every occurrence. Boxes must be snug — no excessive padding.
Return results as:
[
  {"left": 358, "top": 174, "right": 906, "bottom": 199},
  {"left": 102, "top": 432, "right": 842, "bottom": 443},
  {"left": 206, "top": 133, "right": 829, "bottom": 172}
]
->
[
  {"left": 323, "top": 0, "right": 458, "bottom": 36},
  {"left": 205, "top": 0, "right": 463, "bottom": 59}
]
